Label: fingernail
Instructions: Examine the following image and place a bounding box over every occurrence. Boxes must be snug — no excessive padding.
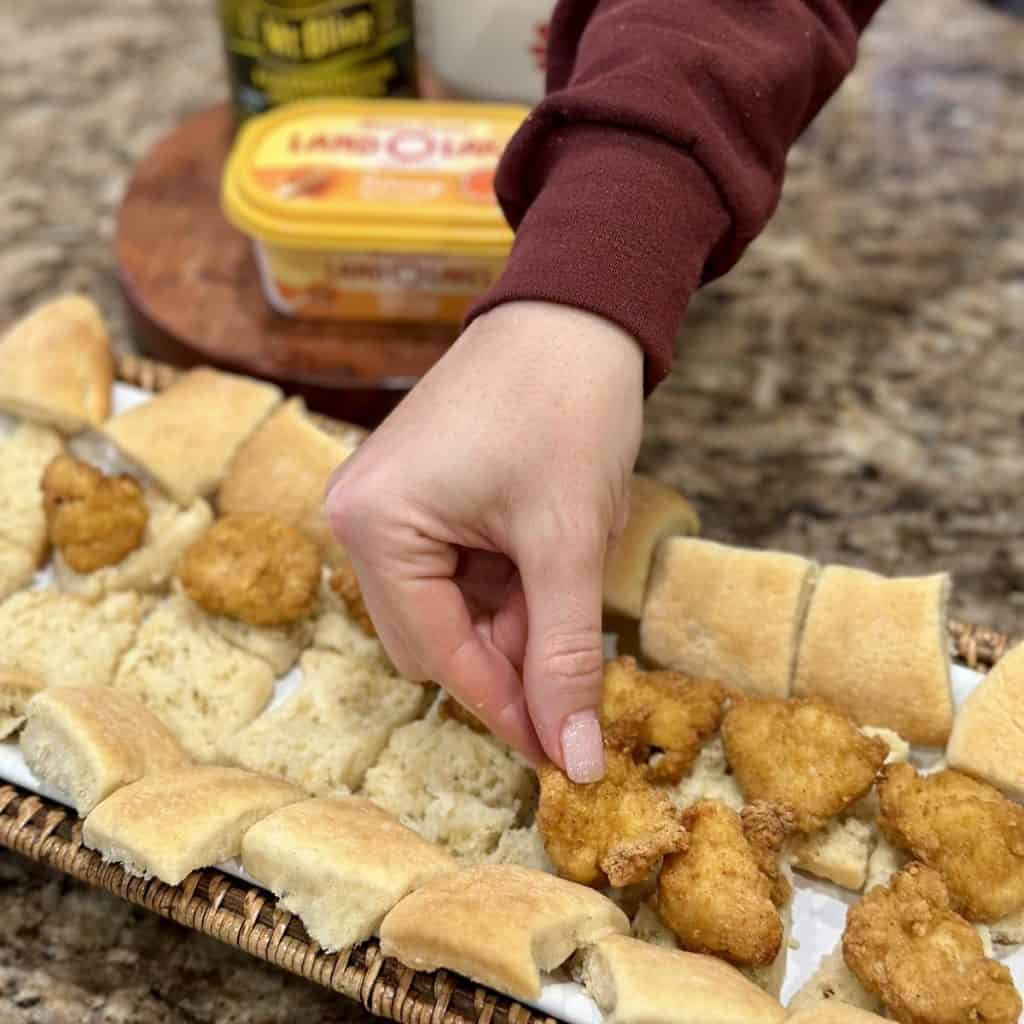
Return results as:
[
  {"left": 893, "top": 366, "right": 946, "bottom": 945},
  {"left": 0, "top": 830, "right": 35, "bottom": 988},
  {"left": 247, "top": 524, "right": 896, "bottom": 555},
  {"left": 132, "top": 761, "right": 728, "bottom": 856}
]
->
[{"left": 560, "top": 710, "right": 605, "bottom": 783}]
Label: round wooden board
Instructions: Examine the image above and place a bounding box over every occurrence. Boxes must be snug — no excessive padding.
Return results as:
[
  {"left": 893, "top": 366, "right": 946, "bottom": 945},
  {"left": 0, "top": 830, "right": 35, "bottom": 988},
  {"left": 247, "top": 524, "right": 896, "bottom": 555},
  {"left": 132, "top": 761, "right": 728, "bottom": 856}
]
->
[{"left": 115, "top": 102, "right": 459, "bottom": 426}]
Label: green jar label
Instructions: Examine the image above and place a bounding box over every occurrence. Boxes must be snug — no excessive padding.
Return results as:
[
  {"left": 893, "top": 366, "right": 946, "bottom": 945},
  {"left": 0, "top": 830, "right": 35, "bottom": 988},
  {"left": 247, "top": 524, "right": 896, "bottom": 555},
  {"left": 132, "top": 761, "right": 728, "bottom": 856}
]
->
[{"left": 219, "top": 0, "right": 417, "bottom": 119}]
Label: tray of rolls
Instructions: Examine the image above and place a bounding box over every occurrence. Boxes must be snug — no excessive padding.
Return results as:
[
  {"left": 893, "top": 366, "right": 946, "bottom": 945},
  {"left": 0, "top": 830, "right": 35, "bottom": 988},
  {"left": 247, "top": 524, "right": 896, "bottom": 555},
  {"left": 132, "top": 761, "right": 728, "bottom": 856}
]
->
[{"left": 1, "top": 294, "right": 1024, "bottom": 1024}]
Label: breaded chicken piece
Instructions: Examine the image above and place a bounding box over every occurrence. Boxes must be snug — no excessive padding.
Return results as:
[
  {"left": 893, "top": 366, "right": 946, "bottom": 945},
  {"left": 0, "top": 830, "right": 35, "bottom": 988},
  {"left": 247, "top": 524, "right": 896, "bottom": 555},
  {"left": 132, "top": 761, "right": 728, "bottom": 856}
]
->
[
  {"left": 656, "top": 799, "right": 793, "bottom": 967},
  {"left": 537, "top": 748, "right": 688, "bottom": 888},
  {"left": 178, "top": 514, "right": 320, "bottom": 627},
  {"left": 878, "top": 763, "right": 1024, "bottom": 922},
  {"left": 740, "top": 800, "right": 797, "bottom": 907},
  {"left": 42, "top": 455, "right": 147, "bottom": 572},
  {"left": 600, "top": 656, "right": 727, "bottom": 783},
  {"left": 843, "top": 862, "right": 1020, "bottom": 1024},
  {"left": 722, "top": 697, "right": 888, "bottom": 832},
  {"left": 329, "top": 560, "right": 375, "bottom": 637}
]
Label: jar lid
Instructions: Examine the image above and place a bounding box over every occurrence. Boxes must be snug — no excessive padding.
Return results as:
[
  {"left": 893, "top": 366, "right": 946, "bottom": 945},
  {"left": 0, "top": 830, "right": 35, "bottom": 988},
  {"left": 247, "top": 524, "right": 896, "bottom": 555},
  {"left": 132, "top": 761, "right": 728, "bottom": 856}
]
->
[{"left": 221, "top": 98, "right": 526, "bottom": 254}]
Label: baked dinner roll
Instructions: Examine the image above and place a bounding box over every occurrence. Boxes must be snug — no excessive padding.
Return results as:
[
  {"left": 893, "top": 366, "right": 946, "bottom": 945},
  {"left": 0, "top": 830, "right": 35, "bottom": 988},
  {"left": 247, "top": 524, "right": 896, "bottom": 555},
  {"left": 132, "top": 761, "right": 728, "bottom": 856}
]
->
[
  {"left": 379, "top": 864, "right": 629, "bottom": 1000},
  {"left": 0, "top": 295, "right": 113, "bottom": 433},
  {"left": 112, "top": 594, "right": 275, "bottom": 763},
  {"left": 314, "top": 567, "right": 388, "bottom": 663},
  {"left": 223, "top": 648, "right": 426, "bottom": 794},
  {"left": 101, "top": 368, "right": 282, "bottom": 505},
  {"left": 792, "top": 567, "right": 953, "bottom": 746},
  {"left": 0, "top": 667, "right": 45, "bottom": 740},
  {"left": 0, "top": 421, "right": 63, "bottom": 564},
  {"left": 0, "top": 537, "right": 34, "bottom": 603},
  {"left": 0, "top": 590, "right": 149, "bottom": 689},
  {"left": 786, "top": 942, "right": 884, "bottom": 1015},
  {"left": 218, "top": 398, "right": 354, "bottom": 565},
  {"left": 575, "top": 935, "right": 785, "bottom": 1024},
  {"left": 864, "top": 834, "right": 908, "bottom": 894},
  {"left": 603, "top": 474, "right": 699, "bottom": 619},
  {"left": 487, "top": 825, "right": 556, "bottom": 874},
  {"left": 640, "top": 538, "right": 819, "bottom": 699},
  {"left": 241, "top": 797, "right": 457, "bottom": 951},
  {"left": 665, "top": 736, "right": 743, "bottom": 812},
  {"left": 788, "top": 817, "right": 875, "bottom": 892},
  {"left": 83, "top": 765, "right": 302, "bottom": 885},
  {"left": 362, "top": 717, "right": 534, "bottom": 863},
  {"left": 947, "top": 640, "right": 1024, "bottom": 798},
  {"left": 20, "top": 687, "right": 189, "bottom": 814}
]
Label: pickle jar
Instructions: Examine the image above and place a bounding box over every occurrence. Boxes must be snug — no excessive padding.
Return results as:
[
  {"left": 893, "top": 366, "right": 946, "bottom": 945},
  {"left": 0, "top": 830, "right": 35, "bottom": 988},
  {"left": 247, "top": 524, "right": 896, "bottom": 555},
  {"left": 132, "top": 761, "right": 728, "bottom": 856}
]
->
[{"left": 217, "top": 0, "right": 418, "bottom": 121}]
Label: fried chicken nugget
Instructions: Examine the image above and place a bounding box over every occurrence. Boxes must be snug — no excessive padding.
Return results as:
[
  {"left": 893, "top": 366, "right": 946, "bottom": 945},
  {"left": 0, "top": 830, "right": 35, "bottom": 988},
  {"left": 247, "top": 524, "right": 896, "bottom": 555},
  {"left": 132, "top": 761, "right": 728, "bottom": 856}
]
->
[
  {"left": 600, "top": 656, "right": 727, "bottom": 783},
  {"left": 329, "top": 560, "right": 375, "bottom": 637},
  {"left": 878, "top": 763, "right": 1024, "bottom": 923},
  {"left": 843, "top": 862, "right": 1021, "bottom": 1024},
  {"left": 740, "top": 799, "right": 797, "bottom": 907},
  {"left": 721, "top": 697, "right": 888, "bottom": 832},
  {"left": 42, "top": 455, "right": 148, "bottom": 573},
  {"left": 537, "top": 749, "right": 688, "bottom": 888},
  {"left": 178, "top": 514, "right": 320, "bottom": 627},
  {"left": 656, "top": 799, "right": 793, "bottom": 967}
]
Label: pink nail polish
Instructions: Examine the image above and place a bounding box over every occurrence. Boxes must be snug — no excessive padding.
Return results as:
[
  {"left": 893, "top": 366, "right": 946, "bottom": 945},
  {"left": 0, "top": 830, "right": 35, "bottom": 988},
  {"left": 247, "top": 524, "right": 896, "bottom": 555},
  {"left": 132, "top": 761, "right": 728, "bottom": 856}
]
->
[{"left": 560, "top": 710, "right": 605, "bottom": 783}]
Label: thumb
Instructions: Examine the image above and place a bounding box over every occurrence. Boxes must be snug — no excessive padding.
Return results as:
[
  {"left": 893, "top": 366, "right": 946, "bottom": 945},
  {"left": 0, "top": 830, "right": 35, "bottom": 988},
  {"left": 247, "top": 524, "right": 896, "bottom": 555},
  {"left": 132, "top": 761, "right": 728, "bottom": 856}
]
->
[{"left": 518, "top": 531, "right": 607, "bottom": 783}]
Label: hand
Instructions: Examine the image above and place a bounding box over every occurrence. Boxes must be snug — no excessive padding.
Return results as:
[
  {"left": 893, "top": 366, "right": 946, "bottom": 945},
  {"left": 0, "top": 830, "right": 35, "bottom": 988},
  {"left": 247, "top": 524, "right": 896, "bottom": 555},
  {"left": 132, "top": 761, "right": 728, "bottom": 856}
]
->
[{"left": 324, "top": 301, "right": 644, "bottom": 781}]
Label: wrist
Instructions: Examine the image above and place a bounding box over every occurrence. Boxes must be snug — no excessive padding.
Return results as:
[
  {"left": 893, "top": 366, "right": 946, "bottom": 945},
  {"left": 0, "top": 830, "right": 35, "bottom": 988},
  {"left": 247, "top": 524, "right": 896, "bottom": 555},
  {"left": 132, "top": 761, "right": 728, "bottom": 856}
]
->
[
  {"left": 474, "top": 300, "right": 644, "bottom": 383},
  {"left": 469, "top": 123, "right": 729, "bottom": 393}
]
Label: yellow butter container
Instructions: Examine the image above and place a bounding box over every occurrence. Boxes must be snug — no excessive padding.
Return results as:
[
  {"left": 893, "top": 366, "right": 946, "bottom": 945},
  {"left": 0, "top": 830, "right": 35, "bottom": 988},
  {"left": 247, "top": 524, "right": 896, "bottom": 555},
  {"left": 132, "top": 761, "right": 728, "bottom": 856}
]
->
[{"left": 221, "top": 98, "right": 526, "bottom": 324}]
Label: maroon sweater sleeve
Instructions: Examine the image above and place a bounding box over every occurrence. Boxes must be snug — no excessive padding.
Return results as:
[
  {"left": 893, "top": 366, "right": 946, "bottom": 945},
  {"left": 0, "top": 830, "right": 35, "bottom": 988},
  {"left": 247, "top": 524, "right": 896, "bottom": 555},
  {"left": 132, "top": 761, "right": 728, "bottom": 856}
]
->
[{"left": 467, "top": 0, "right": 885, "bottom": 391}]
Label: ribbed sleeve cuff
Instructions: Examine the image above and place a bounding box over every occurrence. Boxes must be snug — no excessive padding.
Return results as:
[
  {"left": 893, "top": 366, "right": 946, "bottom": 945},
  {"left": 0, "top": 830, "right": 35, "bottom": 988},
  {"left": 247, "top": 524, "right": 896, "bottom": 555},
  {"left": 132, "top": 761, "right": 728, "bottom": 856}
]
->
[{"left": 467, "top": 123, "right": 730, "bottom": 393}]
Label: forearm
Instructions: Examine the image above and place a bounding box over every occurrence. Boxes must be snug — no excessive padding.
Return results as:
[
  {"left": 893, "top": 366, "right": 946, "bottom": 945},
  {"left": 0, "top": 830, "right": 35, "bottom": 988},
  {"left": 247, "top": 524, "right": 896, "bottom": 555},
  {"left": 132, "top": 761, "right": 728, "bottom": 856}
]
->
[{"left": 468, "top": 0, "right": 886, "bottom": 391}]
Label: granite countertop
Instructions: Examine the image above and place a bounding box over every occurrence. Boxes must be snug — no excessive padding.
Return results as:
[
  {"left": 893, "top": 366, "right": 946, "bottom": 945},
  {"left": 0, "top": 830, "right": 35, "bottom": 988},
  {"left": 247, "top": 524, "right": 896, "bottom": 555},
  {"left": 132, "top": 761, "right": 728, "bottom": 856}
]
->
[{"left": 2, "top": 0, "right": 1024, "bottom": 1020}]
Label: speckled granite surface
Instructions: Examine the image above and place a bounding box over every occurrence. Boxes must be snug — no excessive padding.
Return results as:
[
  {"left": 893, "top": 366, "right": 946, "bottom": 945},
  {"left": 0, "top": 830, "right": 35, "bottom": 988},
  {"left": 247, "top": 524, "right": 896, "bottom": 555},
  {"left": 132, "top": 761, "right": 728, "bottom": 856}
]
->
[{"left": 2, "top": 0, "right": 1024, "bottom": 1020}]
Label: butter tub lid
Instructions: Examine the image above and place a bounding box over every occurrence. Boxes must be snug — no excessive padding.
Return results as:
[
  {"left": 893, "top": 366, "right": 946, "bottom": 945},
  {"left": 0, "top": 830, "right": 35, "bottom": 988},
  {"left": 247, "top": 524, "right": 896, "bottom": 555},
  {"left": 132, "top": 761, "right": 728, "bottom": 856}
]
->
[{"left": 222, "top": 98, "right": 527, "bottom": 253}]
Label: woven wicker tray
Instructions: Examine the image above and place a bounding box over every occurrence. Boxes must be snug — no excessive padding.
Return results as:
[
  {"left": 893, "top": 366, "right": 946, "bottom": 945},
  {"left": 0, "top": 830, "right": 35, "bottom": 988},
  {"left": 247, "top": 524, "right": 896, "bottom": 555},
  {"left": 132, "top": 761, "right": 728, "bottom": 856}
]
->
[{"left": 0, "top": 352, "right": 1015, "bottom": 1024}]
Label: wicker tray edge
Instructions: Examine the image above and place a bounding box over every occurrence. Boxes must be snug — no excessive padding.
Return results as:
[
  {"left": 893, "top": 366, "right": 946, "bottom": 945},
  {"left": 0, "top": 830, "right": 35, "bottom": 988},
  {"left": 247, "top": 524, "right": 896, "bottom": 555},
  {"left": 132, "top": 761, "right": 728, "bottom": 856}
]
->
[{"left": 0, "top": 785, "right": 553, "bottom": 1024}]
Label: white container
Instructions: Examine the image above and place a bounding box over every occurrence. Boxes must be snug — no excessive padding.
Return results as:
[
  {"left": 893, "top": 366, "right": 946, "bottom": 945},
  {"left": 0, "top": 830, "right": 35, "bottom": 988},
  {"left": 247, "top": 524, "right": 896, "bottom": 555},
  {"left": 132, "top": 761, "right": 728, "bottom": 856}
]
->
[{"left": 415, "top": 0, "right": 556, "bottom": 105}]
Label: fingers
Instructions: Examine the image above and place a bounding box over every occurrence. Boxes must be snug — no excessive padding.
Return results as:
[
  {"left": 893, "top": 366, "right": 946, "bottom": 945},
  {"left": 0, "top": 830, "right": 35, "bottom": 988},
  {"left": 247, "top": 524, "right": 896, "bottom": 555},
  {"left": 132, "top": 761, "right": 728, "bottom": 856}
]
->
[
  {"left": 454, "top": 550, "right": 527, "bottom": 670},
  {"left": 453, "top": 549, "right": 517, "bottom": 615},
  {"left": 517, "top": 529, "right": 608, "bottom": 783},
  {"left": 490, "top": 581, "right": 528, "bottom": 670},
  {"left": 402, "top": 575, "right": 545, "bottom": 762},
  {"left": 345, "top": 543, "right": 544, "bottom": 763},
  {"left": 325, "top": 460, "right": 608, "bottom": 775}
]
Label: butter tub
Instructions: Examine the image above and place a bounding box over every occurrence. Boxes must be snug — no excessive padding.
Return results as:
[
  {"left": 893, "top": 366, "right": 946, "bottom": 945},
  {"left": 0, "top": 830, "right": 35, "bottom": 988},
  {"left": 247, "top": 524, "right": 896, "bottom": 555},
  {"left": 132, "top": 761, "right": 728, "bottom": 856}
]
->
[{"left": 221, "top": 98, "right": 526, "bottom": 324}]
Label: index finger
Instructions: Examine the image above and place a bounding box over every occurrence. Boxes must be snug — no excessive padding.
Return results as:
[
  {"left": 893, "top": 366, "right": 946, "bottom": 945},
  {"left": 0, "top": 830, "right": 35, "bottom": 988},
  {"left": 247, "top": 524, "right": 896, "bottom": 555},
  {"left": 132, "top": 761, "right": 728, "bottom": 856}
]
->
[{"left": 359, "top": 567, "right": 545, "bottom": 763}]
